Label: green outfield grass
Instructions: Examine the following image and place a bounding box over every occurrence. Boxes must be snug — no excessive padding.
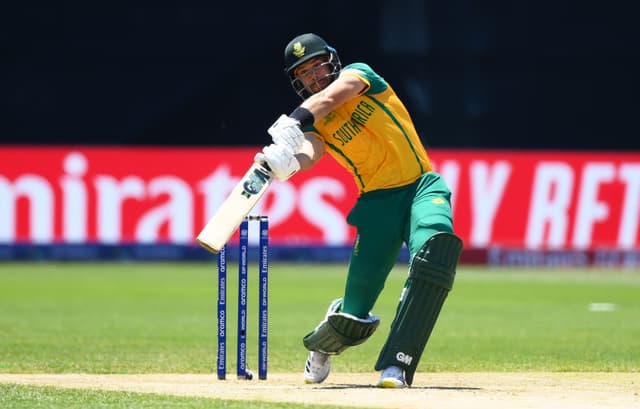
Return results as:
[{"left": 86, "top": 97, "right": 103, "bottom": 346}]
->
[
  {"left": 0, "top": 262, "right": 639, "bottom": 407},
  {"left": 0, "top": 383, "right": 350, "bottom": 409}
]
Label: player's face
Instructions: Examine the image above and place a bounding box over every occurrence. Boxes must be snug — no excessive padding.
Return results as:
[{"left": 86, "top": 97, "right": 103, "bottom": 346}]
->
[{"left": 294, "top": 56, "right": 333, "bottom": 94}]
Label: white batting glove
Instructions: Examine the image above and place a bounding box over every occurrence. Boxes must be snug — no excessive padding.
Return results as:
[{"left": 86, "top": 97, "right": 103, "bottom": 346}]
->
[
  {"left": 267, "top": 114, "right": 305, "bottom": 154},
  {"left": 254, "top": 143, "right": 301, "bottom": 181}
]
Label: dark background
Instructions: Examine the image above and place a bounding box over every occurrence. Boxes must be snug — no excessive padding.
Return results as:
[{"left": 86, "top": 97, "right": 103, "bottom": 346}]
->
[{"left": 3, "top": 1, "right": 639, "bottom": 149}]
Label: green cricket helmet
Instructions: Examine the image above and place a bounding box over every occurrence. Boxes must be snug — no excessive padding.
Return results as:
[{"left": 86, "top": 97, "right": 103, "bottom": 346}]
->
[{"left": 284, "top": 33, "right": 342, "bottom": 99}]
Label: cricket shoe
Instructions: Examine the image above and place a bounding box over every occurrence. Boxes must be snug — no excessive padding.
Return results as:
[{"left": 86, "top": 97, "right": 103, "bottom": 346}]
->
[
  {"left": 303, "top": 351, "right": 331, "bottom": 384},
  {"left": 377, "top": 366, "right": 407, "bottom": 388}
]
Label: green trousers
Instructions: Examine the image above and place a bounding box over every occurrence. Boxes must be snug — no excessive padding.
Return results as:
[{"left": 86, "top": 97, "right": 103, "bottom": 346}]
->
[{"left": 341, "top": 172, "right": 454, "bottom": 317}]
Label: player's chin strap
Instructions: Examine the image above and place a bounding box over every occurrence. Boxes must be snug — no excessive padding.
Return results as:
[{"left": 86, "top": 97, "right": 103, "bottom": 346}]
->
[
  {"left": 303, "top": 298, "right": 380, "bottom": 355},
  {"left": 375, "top": 232, "right": 463, "bottom": 386}
]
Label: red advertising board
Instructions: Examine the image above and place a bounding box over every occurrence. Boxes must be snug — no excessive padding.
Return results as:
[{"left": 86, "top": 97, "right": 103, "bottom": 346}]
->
[
  {"left": 430, "top": 150, "right": 640, "bottom": 250},
  {"left": 1, "top": 146, "right": 639, "bottom": 250}
]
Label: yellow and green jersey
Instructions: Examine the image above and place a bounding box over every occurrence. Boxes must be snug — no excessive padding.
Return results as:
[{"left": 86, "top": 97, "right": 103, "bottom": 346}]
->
[{"left": 304, "top": 62, "right": 432, "bottom": 194}]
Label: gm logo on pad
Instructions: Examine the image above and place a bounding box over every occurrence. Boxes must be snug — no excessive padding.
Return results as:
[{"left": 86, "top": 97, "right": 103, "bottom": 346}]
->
[{"left": 396, "top": 352, "right": 413, "bottom": 365}]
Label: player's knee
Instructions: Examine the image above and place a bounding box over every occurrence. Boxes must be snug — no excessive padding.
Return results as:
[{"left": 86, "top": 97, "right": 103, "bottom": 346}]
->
[{"left": 410, "top": 232, "right": 463, "bottom": 290}]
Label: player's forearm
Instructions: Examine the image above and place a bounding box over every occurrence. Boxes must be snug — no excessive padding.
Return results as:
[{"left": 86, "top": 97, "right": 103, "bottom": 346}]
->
[
  {"left": 299, "top": 75, "right": 366, "bottom": 122},
  {"left": 295, "top": 135, "right": 324, "bottom": 171},
  {"left": 295, "top": 154, "right": 314, "bottom": 171},
  {"left": 299, "top": 92, "right": 338, "bottom": 122}
]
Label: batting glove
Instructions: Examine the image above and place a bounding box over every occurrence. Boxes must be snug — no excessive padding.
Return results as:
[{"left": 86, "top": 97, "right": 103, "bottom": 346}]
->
[
  {"left": 254, "top": 143, "right": 300, "bottom": 181},
  {"left": 267, "top": 114, "right": 305, "bottom": 154}
]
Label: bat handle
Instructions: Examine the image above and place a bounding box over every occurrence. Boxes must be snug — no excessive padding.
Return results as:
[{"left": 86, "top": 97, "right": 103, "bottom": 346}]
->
[{"left": 260, "top": 162, "right": 272, "bottom": 172}]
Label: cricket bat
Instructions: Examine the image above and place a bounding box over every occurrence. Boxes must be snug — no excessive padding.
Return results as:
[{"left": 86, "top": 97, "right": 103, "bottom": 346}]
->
[{"left": 197, "top": 161, "right": 274, "bottom": 254}]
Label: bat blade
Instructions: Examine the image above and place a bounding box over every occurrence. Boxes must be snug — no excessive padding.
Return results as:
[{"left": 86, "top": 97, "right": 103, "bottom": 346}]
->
[{"left": 196, "top": 162, "right": 273, "bottom": 254}]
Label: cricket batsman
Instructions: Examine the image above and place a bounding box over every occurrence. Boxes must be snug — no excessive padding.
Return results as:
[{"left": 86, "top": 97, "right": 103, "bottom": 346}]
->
[{"left": 255, "top": 33, "right": 463, "bottom": 388}]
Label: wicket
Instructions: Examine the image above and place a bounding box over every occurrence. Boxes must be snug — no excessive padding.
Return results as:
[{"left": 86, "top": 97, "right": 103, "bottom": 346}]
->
[{"left": 217, "top": 215, "right": 269, "bottom": 380}]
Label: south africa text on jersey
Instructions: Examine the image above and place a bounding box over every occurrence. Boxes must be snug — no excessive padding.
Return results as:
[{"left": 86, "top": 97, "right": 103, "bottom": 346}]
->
[{"left": 331, "top": 100, "right": 375, "bottom": 146}]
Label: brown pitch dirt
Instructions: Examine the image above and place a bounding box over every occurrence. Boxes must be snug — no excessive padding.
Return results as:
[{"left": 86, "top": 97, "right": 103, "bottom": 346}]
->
[{"left": 0, "top": 372, "right": 638, "bottom": 409}]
